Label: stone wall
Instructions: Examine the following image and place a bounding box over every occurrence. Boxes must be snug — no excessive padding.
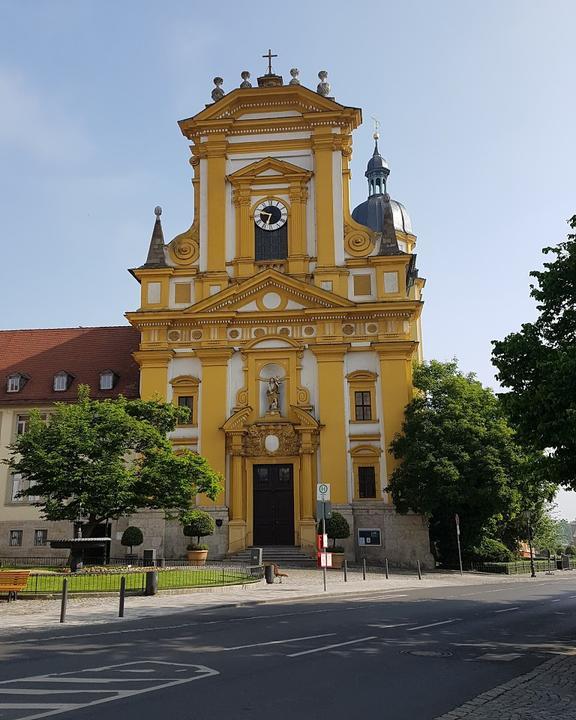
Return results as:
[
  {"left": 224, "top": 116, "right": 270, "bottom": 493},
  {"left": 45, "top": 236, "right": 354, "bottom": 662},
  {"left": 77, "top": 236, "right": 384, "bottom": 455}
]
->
[{"left": 329, "top": 502, "right": 434, "bottom": 570}]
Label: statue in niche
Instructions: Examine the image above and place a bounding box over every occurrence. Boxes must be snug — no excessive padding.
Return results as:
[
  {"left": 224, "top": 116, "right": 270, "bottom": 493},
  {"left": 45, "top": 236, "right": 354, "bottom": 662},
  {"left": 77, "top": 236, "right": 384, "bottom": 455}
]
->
[{"left": 260, "top": 375, "right": 284, "bottom": 414}]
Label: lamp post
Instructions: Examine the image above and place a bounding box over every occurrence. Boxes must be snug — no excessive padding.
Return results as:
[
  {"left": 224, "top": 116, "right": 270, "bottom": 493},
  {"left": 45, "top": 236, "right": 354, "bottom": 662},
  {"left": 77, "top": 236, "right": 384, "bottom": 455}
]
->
[{"left": 523, "top": 510, "right": 536, "bottom": 578}]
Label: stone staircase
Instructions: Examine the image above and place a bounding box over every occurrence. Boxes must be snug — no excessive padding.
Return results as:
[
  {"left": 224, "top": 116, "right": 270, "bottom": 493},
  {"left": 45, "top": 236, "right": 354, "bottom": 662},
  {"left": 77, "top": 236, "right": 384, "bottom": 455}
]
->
[{"left": 228, "top": 546, "right": 317, "bottom": 568}]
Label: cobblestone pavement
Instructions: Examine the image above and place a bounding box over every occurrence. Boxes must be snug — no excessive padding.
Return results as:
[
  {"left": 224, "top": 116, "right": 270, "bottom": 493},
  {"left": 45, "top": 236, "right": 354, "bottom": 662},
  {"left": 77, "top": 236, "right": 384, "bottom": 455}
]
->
[
  {"left": 436, "top": 654, "right": 576, "bottom": 719},
  {"left": 0, "top": 568, "right": 553, "bottom": 634}
]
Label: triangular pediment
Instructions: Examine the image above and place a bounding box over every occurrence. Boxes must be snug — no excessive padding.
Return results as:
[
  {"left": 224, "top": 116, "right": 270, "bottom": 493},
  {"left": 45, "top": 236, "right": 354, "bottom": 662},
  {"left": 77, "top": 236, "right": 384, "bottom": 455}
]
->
[
  {"left": 178, "top": 86, "right": 362, "bottom": 141},
  {"left": 227, "top": 157, "right": 312, "bottom": 184},
  {"left": 184, "top": 269, "right": 354, "bottom": 315},
  {"left": 179, "top": 84, "right": 358, "bottom": 126}
]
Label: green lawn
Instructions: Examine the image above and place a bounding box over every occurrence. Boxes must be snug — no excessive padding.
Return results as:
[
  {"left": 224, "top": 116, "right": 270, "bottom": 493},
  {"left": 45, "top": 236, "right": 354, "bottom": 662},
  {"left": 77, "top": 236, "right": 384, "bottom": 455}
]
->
[{"left": 19, "top": 567, "right": 256, "bottom": 595}]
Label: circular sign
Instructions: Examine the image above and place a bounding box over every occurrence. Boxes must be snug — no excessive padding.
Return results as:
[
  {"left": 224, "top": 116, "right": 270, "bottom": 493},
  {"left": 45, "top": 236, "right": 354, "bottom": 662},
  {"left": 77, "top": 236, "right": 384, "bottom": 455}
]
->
[{"left": 319, "top": 484, "right": 329, "bottom": 495}]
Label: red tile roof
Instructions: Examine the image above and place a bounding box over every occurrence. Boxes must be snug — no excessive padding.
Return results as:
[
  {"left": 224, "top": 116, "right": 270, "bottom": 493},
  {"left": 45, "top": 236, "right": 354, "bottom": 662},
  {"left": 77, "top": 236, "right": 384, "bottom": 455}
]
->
[{"left": 0, "top": 326, "right": 140, "bottom": 404}]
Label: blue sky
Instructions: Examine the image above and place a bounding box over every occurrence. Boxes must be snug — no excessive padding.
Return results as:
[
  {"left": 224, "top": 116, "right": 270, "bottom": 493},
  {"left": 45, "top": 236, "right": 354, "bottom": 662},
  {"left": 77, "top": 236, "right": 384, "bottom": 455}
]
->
[{"left": 1, "top": 1, "right": 575, "bottom": 516}]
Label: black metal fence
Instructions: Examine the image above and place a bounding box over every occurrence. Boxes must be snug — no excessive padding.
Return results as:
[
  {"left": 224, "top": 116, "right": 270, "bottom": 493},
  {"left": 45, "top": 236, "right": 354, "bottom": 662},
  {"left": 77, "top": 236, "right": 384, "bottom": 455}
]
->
[{"left": 4, "top": 564, "right": 264, "bottom": 598}]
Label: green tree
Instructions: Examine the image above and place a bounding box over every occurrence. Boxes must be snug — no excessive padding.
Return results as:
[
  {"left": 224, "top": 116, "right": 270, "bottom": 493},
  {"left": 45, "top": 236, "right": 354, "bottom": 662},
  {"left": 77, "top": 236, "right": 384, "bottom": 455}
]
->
[
  {"left": 492, "top": 215, "right": 576, "bottom": 489},
  {"left": 319, "top": 512, "right": 350, "bottom": 550},
  {"left": 182, "top": 510, "right": 215, "bottom": 550},
  {"left": 6, "top": 386, "right": 222, "bottom": 537},
  {"left": 530, "top": 505, "right": 564, "bottom": 555},
  {"left": 387, "top": 360, "right": 551, "bottom": 563},
  {"left": 121, "top": 526, "right": 144, "bottom": 554}
]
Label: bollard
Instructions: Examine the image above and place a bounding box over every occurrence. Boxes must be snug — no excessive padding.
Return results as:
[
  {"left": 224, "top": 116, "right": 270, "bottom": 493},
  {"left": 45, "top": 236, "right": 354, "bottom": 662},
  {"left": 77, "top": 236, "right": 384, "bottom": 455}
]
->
[
  {"left": 59, "top": 578, "right": 68, "bottom": 624},
  {"left": 343, "top": 559, "right": 348, "bottom": 582},
  {"left": 417, "top": 560, "right": 422, "bottom": 580},
  {"left": 144, "top": 570, "right": 158, "bottom": 596},
  {"left": 119, "top": 576, "right": 126, "bottom": 617},
  {"left": 385, "top": 558, "right": 389, "bottom": 580},
  {"left": 362, "top": 558, "right": 367, "bottom": 581}
]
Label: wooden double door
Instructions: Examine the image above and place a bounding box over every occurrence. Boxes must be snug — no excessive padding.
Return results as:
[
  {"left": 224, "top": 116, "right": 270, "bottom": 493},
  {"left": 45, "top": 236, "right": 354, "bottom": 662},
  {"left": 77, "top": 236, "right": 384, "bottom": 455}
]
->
[{"left": 253, "top": 464, "right": 294, "bottom": 546}]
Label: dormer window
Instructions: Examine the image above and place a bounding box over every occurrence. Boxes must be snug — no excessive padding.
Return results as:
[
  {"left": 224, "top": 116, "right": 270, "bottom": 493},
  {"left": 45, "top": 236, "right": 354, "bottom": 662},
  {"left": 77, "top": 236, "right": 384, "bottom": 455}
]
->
[
  {"left": 53, "top": 371, "right": 72, "bottom": 392},
  {"left": 99, "top": 371, "right": 117, "bottom": 391},
  {"left": 7, "top": 373, "right": 27, "bottom": 393}
]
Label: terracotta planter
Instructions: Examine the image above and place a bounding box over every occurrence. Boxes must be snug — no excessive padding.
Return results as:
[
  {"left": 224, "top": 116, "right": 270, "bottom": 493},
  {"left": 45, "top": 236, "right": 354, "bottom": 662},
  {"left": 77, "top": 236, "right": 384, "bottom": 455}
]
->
[
  {"left": 186, "top": 549, "right": 208, "bottom": 566},
  {"left": 330, "top": 553, "right": 345, "bottom": 569}
]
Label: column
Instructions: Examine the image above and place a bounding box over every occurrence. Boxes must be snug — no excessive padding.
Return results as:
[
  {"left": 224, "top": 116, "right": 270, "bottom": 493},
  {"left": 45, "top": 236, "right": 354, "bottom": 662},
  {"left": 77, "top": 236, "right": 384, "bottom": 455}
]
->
[{"left": 311, "top": 344, "right": 349, "bottom": 504}]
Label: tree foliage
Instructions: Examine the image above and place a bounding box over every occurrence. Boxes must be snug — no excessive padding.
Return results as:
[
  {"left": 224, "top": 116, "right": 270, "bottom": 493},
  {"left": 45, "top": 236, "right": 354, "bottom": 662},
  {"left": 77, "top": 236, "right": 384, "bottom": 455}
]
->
[
  {"left": 6, "top": 386, "right": 222, "bottom": 536},
  {"left": 530, "top": 505, "right": 564, "bottom": 555},
  {"left": 321, "top": 512, "right": 350, "bottom": 548},
  {"left": 387, "top": 360, "right": 553, "bottom": 562},
  {"left": 121, "top": 526, "right": 144, "bottom": 553},
  {"left": 492, "top": 215, "right": 576, "bottom": 488},
  {"left": 182, "top": 509, "right": 215, "bottom": 548}
]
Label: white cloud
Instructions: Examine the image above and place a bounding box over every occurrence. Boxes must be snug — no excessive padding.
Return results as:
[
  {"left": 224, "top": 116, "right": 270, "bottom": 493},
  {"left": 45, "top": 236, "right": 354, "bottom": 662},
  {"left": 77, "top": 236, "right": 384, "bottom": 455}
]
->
[{"left": 0, "top": 66, "right": 93, "bottom": 162}]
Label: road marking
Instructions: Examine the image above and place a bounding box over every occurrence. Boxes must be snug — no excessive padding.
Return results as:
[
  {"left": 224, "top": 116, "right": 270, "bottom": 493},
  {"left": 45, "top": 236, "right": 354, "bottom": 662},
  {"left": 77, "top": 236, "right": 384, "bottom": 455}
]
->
[
  {"left": 494, "top": 607, "right": 520, "bottom": 613},
  {"left": 0, "top": 661, "right": 219, "bottom": 720},
  {"left": 407, "top": 619, "right": 460, "bottom": 631},
  {"left": 367, "top": 623, "right": 412, "bottom": 629},
  {"left": 223, "top": 633, "right": 335, "bottom": 651},
  {"left": 288, "top": 636, "right": 377, "bottom": 657},
  {"left": 551, "top": 599, "right": 561, "bottom": 603},
  {"left": 472, "top": 652, "right": 523, "bottom": 662}
]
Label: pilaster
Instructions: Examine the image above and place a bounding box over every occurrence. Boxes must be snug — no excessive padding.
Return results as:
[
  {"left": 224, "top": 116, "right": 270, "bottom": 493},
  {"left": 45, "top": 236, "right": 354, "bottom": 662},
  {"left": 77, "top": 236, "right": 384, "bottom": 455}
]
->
[
  {"left": 205, "top": 133, "right": 228, "bottom": 273},
  {"left": 311, "top": 343, "right": 349, "bottom": 504},
  {"left": 312, "top": 128, "right": 336, "bottom": 268},
  {"left": 196, "top": 348, "right": 233, "bottom": 507},
  {"left": 133, "top": 350, "right": 174, "bottom": 401},
  {"left": 374, "top": 342, "right": 417, "bottom": 486}
]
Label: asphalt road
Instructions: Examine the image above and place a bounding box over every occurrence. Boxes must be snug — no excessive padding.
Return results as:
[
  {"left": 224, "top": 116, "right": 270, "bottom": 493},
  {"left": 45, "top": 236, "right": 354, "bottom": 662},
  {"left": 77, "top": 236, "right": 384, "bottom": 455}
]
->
[{"left": 1, "top": 575, "right": 575, "bottom": 720}]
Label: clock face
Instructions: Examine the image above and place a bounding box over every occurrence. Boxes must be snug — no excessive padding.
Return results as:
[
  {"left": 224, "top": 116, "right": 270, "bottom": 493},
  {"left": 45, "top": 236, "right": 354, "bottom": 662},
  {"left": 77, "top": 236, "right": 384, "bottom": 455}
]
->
[{"left": 254, "top": 199, "right": 288, "bottom": 231}]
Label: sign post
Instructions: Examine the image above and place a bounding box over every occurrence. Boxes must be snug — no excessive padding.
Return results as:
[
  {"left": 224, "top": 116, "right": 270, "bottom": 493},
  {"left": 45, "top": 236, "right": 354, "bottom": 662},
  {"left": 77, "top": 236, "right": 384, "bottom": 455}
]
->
[
  {"left": 317, "top": 484, "right": 331, "bottom": 592},
  {"left": 455, "top": 514, "right": 463, "bottom": 576}
]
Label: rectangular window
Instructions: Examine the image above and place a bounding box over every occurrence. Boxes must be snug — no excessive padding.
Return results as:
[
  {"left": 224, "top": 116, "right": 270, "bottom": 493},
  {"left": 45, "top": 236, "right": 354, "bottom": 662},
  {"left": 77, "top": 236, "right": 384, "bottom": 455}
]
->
[
  {"left": 354, "top": 391, "right": 372, "bottom": 421},
  {"left": 11, "top": 474, "right": 23, "bottom": 502},
  {"left": 7, "top": 376, "right": 21, "bottom": 392},
  {"left": 99, "top": 372, "right": 114, "bottom": 390},
  {"left": 9, "top": 530, "right": 23, "bottom": 547},
  {"left": 11, "top": 475, "right": 39, "bottom": 504},
  {"left": 177, "top": 395, "right": 194, "bottom": 423},
  {"left": 34, "top": 529, "right": 48, "bottom": 546},
  {"left": 174, "top": 283, "right": 192, "bottom": 304},
  {"left": 53, "top": 374, "right": 68, "bottom": 391},
  {"left": 16, "top": 415, "right": 28, "bottom": 435},
  {"left": 358, "top": 466, "right": 377, "bottom": 499},
  {"left": 353, "top": 274, "right": 372, "bottom": 296}
]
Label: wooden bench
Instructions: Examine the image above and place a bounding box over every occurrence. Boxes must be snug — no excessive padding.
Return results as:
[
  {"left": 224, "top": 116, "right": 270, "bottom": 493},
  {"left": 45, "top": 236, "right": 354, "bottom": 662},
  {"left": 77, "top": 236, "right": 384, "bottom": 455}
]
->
[{"left": 0, "top": 570, "right": 30, "bottom": 601}]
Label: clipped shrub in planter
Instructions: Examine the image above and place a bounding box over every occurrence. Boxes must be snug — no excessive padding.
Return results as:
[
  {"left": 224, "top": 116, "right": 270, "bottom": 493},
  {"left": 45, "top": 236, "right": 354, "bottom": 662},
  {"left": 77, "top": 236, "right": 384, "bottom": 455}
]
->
[
  {"left": 318, "top": 512, "right": 350, "bottom": 569},
  {"left": 121, "top": 526, "right": 144, "bottom": 556},
  {"left": 182, "top": 510, "right": 215, "bottom": 565}
]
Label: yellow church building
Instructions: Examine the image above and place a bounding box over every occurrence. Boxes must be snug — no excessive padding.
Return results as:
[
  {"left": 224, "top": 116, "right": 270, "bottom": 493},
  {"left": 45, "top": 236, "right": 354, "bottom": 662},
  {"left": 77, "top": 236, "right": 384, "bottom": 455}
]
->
[{"left": 126, "top": 60, "right": 433, "bottom": 567}]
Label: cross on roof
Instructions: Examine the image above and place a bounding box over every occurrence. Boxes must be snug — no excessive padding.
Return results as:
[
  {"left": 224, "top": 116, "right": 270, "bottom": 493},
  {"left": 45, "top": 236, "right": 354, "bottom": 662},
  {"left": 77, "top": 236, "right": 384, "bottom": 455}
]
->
[{"left": 262, "top": 49, "right": 278, "bottom": 75}]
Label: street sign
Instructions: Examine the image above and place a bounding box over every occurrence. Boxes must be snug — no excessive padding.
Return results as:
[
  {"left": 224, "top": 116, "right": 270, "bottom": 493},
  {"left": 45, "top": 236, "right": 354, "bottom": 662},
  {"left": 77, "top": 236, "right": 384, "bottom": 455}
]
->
[
  {"left": 316, "top": 500, "right": 332, "bottom": 520},
  {"left": 455, "top": 513, "right": 460, "bottom": 536},
  {"left": 317, "top": 483, "right": 330, "bottom": 501}
]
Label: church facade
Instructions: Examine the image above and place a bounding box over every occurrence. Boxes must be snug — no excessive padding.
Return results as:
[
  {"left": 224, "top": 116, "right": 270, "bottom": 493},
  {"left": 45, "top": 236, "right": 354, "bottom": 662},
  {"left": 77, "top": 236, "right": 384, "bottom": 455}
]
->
[{"left": 127, "top": 64, "right": 433, "bottom": 566}]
